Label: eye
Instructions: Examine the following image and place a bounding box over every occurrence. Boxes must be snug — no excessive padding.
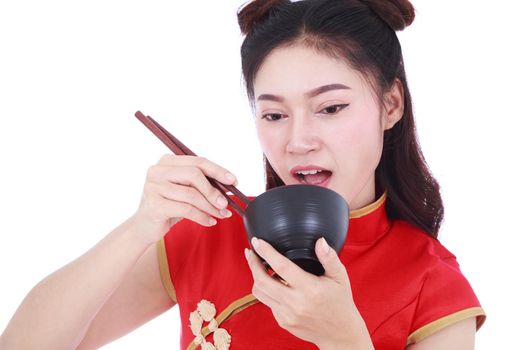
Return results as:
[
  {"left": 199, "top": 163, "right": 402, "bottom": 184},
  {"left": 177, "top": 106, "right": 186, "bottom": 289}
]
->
[
  {"left": 319, "top": 104, "right": 349, "bottom": 115},
  {"left": 261, "top": 113, "right": 286, "bottom": 121}
]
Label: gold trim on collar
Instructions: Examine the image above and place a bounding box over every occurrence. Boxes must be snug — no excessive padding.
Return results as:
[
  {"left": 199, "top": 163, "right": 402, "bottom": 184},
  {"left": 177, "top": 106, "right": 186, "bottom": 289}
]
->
[
  {"left": 406, "top": 307, "right": 486, "bottom": 345},
  {"left": 156, "top": 239, "right": 177, "bottom": 303},
  {"left": 349, "top": 191, "right": 387, "bottom": 219}
]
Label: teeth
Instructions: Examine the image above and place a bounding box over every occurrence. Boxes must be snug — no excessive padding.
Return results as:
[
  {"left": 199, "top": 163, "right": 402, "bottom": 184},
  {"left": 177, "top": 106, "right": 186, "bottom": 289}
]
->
[{"left": 296, "top": 169, "right": 323, "bottom": 176}]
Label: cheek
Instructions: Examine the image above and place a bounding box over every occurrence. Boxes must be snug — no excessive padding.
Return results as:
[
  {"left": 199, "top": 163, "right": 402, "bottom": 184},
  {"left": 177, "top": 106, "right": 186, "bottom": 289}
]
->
[
  {"left": 335, "top": 114, "right": 382, "bottom": 159},
  {"left": 255, "top": 123, "right": 284, "bottom": 170},
  {"left": 255, "top": 122, "right": 275, "bottom": 154},
  {"left": 333, "top": 110, "right": 384, "bottom": 182},
  {"left": 256, "top": 127, "right": 289, "bottom": 183}
]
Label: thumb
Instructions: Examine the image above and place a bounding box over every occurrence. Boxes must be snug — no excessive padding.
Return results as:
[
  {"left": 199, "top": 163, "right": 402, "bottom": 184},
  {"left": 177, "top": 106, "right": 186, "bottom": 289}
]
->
[{"left": 315, "top": 237, "right": 349, "bottom": 285}]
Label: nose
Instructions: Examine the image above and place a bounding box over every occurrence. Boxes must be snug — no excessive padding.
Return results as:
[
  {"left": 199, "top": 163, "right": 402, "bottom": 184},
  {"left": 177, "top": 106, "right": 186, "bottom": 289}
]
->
[{"left": 285, "top": 114, "right": 320, "bottom": 154}]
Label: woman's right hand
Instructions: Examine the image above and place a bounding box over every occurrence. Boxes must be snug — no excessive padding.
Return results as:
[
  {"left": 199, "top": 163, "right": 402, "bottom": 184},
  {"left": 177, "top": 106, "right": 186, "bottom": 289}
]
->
[{"left": 129, "top": 154, "right": 238, "bottom": 245}]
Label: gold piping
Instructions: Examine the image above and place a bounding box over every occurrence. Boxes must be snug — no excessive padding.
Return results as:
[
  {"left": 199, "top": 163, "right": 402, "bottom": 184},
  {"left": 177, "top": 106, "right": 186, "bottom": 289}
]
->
[
  {"left": 406, "top": 307, "right": 486, "bottom": 345},
  {"left": 349, "top": 191, "right": 387, "bottom": 219},
  {"left": 187, "top": 294, "right": 259, "bottom": 350},
  {"left": 156, "top": 239, "right": 177, "bottom": 303}
]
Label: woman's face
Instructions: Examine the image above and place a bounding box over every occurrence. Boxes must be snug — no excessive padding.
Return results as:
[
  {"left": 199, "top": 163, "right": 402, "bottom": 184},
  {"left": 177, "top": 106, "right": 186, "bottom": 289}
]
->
[{"left": 253, "top": 45, "right": 402, "bottom": 209}]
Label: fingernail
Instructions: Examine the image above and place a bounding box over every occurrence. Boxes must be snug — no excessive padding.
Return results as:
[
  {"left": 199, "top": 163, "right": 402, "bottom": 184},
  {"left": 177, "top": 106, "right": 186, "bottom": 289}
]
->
[
  {"left": 217, "top": 196, "right": 228, "bottom": 209},
  {"left": 220, "top": 209, "right": 232, "bottom": 218},
  {"left": 225, "top": 172, "right": 237, "bottom": 184},
  {"left": 320, "top": 237, "right": 330, "bottom": 255},
  {"left": 244, "top": 248, "right": 250, "bottom": 260},
  {"left": 251, "top": 237, "right": 260, "bottom": 250},
  {"left": 208, "top": 218, "right": 217, "bottom": 226}
]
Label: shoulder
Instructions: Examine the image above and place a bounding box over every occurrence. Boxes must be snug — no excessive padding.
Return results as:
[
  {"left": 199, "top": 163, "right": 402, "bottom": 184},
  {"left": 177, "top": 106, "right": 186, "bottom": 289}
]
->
[
  {"left": 386, "top": 220, "right": 486, "bottom": 345},
  {"left": 387, "top": 219, "right": 479, "bottom": 301},
  {"left": 159, "top": 194, "right": 256, "bottom": 271},
  {"left": 156, "top": 194, "right": 255, "bottom": 302},
  {"left": 387, "top": 219, "right": 457, "bottom": 267}
]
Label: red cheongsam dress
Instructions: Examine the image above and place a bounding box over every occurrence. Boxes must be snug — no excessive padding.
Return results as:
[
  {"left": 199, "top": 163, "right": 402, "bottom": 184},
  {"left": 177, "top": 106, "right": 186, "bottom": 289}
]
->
[{"left": 157, "top": 191, "right": 486, "bottom": 349}]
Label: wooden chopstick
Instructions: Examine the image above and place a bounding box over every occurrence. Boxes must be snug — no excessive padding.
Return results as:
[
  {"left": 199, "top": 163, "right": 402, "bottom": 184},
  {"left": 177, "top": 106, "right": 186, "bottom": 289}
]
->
[
  {"left": 134, "top": 111, "right": 249, "bottom": 217},
  {"left": 145, "top": 114, "right": 251, "bottom": 203},
  {"left": 146, "top": 114, "right": 251, "bottom": 208}
]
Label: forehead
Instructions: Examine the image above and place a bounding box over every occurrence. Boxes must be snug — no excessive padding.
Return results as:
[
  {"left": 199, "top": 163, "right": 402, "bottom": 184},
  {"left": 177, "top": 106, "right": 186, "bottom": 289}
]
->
[{"left": 253, "top": 44, "right": 368, "bottom": 97}]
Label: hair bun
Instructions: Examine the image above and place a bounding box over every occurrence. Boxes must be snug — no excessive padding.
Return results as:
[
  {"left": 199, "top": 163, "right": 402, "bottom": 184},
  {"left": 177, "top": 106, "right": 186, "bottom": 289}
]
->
[
  {"left": 237, "top": 0, "right": 288, "bottom": 35},
  {"left": 361, "top": 0, "right": 415, "bottom": 31}
]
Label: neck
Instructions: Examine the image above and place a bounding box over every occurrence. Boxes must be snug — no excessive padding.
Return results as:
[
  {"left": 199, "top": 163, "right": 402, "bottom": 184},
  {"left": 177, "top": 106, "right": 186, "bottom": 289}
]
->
[{"left": 349, "top": 174, "right": 377, "bottom": 211}]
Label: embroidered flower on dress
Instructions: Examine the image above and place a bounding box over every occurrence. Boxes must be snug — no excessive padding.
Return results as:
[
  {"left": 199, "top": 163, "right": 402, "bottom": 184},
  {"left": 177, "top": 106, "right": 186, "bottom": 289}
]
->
[
  {"left": 189, "top": 311, "right": 203, "bottom": 335},
  {"left": 194, "top": 335, "right": 204, "bottom": 346},
  {"left": 201, "top": 343, "right": 216, "bottom": 350},
  {"left": 213, "top": 328, "right": 231, "bottom": 350},
  {"left": 197, "top": 300, "right": 217, "bottom": 321},
  {"left": 208, "top": 318, "right": 218, "bottom": 332},
  {"left": 189, "top": 299, "right": 231, "bottom": 350}
]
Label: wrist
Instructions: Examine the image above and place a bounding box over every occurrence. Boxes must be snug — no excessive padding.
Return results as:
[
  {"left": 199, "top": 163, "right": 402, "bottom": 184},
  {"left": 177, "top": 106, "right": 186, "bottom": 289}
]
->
[
  {"left": 317, "top": 316, "right": 374, "bottom": 350},
  {"left": 112, "top": 215, "right": 154, "bottom": 253},
  {"left": 126, "top": 213, "right": 163, "bottom": 248}
]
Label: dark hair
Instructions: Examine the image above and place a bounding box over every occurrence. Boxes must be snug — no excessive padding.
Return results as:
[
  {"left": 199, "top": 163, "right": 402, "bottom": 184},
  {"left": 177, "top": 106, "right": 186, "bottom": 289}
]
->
[{"left": 237, "top": 0, "right": 444, "bottom": 238}]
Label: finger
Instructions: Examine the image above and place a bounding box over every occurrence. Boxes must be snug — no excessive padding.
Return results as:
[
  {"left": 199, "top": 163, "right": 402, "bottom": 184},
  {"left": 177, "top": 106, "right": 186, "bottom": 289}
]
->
[
  {"left": 245, "top": 248, "right": 287, "bottom": 302},
  {"left": 151, "top": 181, "right": 231, "bottom": 220},
  {"left": 250, "top": 238, "right": 308, "bottom": 287},
  {"left": 251, "top": 281, "right": 280, "bottom": 309},
  {"left": 157, "top": 196, "right": 218, "bottom": 227},
  {"left": 147, "top": 165, "right": 233, "bottom": 215},
  {"left": 315, "top": 237, "right": 349, "bottom": 286},
  {"left": 157, "top": 154, "right": 238, "bottom": 186}
]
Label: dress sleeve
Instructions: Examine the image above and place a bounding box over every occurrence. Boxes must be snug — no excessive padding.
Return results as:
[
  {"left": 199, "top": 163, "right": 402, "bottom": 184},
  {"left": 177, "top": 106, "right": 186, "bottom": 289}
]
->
[
  {"left": 157, "top": 238, "right": 177, "bottom": 302},
  {"left": 156, "top": 219, "right": 199, "bottom": 303},
  {"left": 406, "top": 255, "right": 486, "bottom": 345}
]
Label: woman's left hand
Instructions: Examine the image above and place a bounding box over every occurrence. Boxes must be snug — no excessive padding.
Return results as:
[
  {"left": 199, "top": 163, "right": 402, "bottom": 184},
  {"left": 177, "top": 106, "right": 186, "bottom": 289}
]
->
[{"left": 245, "top": 237, "right": 374, "bottom": 350}]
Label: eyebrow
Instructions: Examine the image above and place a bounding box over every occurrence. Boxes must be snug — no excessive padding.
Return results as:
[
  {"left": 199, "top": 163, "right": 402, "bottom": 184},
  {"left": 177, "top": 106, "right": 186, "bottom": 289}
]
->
[{"left": 257, "top": 83, "right": 351, "bottom": 102}]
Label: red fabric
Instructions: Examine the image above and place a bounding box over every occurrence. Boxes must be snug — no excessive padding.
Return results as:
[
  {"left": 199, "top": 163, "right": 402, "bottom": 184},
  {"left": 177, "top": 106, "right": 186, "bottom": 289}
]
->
[{"left": 161, "top": 194, "right": 484, "bottom": 349}]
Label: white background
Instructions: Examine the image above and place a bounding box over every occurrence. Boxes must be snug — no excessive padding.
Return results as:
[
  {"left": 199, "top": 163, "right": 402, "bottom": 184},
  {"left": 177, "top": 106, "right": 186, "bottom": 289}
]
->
[{"left": 0, "top": 0, "right": 519, "bottom": 348}]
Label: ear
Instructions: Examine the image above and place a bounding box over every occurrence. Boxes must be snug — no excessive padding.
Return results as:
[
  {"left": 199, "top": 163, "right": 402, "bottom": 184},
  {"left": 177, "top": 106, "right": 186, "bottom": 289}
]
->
[{"left": 383, "top": 78, "right": 405, "bottom": 130}]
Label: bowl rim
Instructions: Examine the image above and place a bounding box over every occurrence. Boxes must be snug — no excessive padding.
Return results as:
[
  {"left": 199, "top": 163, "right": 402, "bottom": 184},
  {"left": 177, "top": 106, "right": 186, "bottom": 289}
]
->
[{"left": 250, "top": 184, "right": 348, "bottom": 204}]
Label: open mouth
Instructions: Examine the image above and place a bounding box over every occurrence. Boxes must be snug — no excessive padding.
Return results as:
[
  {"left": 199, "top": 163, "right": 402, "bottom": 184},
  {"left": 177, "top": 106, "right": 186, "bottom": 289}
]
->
[{"left": 294, "top": 169, "right": 333, "bottom": 185}]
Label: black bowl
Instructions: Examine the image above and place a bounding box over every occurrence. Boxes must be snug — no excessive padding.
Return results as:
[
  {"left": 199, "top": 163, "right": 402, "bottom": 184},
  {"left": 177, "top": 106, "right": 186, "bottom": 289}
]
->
[{"left": 243, "top": 184, "right": 349, "bottom": 276}]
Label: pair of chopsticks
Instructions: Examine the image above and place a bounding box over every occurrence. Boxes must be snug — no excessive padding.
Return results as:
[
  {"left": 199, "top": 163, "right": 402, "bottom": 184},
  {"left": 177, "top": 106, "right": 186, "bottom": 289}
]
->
[{"left": 134, "top": 111, "right": 250, "bottom": 218}]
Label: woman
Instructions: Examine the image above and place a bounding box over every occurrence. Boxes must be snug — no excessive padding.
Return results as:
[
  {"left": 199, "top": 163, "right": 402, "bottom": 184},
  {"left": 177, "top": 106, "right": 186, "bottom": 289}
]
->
[{"left": 0, "top": 0, "right": 485, "bottom": 349}]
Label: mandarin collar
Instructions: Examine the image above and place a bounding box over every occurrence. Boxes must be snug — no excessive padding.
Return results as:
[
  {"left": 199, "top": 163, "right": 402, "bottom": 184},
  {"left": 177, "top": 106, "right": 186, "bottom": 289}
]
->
[{"left": 345, "top": 191, "right": 391, "bottom": 245}]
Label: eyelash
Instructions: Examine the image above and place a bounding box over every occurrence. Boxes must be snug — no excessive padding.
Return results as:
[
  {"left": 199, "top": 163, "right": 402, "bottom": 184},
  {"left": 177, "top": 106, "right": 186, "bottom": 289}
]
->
[{"left": 261, "top": 104, "right": 349, "bottom": 121}]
